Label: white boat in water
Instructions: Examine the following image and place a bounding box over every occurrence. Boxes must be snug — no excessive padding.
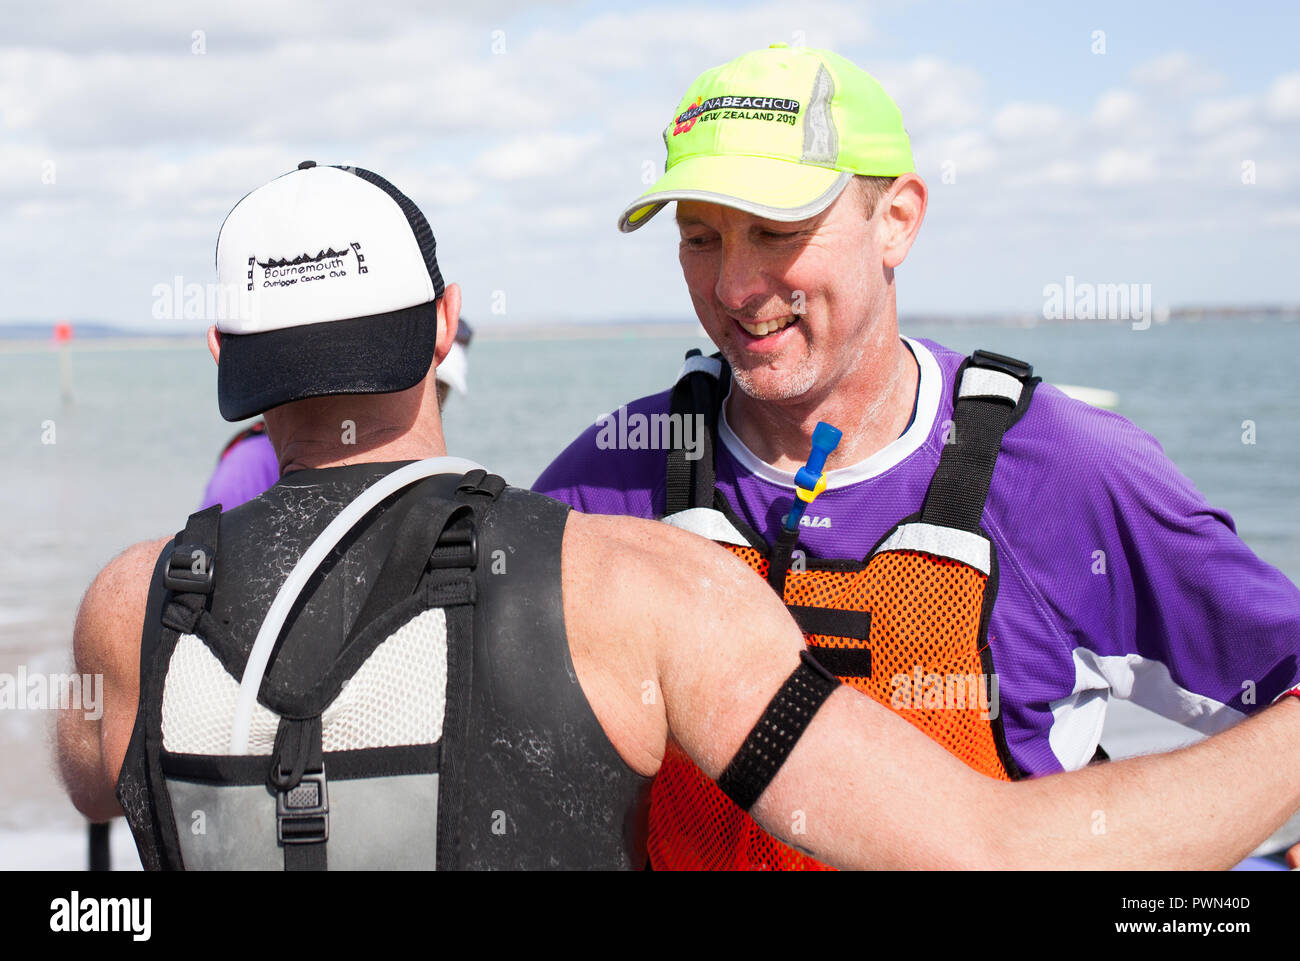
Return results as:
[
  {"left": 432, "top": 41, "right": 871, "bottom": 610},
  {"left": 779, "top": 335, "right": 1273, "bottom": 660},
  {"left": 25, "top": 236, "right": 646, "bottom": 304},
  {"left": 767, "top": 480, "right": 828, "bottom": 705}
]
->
[{"left": 1054, "top": 384, "right": 1120, "bottom": 409}]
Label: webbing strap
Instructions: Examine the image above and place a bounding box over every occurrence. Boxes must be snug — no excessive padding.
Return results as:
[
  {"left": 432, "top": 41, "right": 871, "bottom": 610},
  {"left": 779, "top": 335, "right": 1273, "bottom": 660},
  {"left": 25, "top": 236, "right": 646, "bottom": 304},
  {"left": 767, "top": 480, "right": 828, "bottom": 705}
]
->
[
  {"left": 665, "top": 349, "right": 728, "bottom": 515},
  {"left": 787, "top": 605, "right": 871, "bottom": 645},
  {"left": 342, "top": 484, "right": 477, "bottom": 648},
  {"left": 270, "top": 716, "right": 327, "bottom": 871},
  {"left": 920, "top": 352, "right": 1037, "bottom": 533},
  {"left": 164, "top": 506, "right": 221, "bottom": 595},
  {"left": 804, "top": 644, "right": 872, "bottom": 679},
  {"left": 716, "top": 651, "right": 842, "bottom": 812},
  {"left": 765, "top": 527, "right": 800, "bottom": 595}
]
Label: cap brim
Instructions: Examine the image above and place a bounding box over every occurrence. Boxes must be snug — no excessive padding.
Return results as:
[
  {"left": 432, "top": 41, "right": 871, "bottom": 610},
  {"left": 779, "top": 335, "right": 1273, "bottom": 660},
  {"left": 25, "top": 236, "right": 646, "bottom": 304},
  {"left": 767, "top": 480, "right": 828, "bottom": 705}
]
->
[
  {"left": 217, "top": 300, "right": 438, "bottom": 421},
  {"left": 618, "top": 155, "right": 853, "bottom": 232}
]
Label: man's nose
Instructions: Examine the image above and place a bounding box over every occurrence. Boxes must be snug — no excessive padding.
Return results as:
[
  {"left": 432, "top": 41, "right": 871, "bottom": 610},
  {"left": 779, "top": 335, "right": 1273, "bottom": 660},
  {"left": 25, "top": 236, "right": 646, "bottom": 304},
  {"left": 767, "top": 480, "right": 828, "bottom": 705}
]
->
[{"left": 713, "top": 239, "right": 767, "bottom": 312}]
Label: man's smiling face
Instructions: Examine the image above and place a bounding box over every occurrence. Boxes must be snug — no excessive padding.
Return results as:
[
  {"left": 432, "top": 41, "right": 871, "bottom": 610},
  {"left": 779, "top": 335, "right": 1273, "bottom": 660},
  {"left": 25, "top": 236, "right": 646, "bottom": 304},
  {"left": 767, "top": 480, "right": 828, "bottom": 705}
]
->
[{"left": 676, "top": 179, "right": 888, "bottom": 404}]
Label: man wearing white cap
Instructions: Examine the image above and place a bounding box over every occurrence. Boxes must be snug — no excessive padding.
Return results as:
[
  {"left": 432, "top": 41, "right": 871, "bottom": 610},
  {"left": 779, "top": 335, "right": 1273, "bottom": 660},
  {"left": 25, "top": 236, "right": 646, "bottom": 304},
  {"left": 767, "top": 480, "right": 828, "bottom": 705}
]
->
[
  {"left": 58, "top": 162, "right": 1300, "bottom": 871},
  {"left": 535, "top": 44, "right": 1300, "bottom": 870}
]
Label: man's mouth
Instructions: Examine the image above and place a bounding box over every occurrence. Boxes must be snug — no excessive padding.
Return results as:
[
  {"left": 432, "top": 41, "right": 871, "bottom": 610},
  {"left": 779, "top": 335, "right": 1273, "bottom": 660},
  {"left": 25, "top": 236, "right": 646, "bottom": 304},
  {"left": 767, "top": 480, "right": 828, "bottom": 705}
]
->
[{"left": 735, "top": 314, "right": 797, "bottom": 338}]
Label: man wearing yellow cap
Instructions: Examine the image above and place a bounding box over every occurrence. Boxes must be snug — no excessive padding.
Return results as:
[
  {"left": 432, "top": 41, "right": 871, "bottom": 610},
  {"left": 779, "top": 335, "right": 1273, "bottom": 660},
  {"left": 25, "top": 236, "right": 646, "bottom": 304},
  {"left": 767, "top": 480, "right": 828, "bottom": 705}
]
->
[{"left": 535, "top": 44, "right": 1300, "bottom": 869}]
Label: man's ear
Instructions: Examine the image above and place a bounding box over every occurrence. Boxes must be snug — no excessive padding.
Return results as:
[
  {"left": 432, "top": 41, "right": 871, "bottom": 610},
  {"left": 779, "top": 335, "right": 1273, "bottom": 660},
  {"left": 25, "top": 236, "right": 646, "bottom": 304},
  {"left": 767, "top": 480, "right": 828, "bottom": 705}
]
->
[
  {"left": 434, "top": 283, "right": 461, "bottom": 366},
  {"left": 879, "top": 173, "right": 928, "bottom": 270},
  {"left": 207, "top": 326, "right": 221, "bottom": 365}
]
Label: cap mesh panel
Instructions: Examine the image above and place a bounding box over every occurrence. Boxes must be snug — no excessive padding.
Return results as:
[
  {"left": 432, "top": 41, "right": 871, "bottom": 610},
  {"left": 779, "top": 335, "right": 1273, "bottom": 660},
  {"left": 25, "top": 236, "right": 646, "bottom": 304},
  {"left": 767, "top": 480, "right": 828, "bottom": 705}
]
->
[{"left": 342, "top": 166, "right": 446, "bottom": 299}]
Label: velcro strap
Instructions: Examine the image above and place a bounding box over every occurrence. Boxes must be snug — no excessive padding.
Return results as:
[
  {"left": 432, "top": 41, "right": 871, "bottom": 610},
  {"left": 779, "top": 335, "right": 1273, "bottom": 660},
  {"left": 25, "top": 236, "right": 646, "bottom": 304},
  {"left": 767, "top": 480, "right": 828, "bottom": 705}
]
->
[
  {"left": 676, "top": 353, "right": 723, "bottom": 381},
  {"left": 787, "top": 605, "right": 871, "bottom": 644},
  {"left": 805, "top": 644, "right": 872, "bottom": 679},
  {"left": 716, "top": 651, "right": 842, "bottom": 812},
  {"left": 958, "top": 367, "right": 1023, "bottom": 404}
]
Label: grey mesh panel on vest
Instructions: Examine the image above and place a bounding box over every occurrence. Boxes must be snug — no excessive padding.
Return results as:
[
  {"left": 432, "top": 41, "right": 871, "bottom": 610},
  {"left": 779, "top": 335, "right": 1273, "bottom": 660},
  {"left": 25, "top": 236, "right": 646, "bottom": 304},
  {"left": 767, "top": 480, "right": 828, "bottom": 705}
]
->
[
  {"left": 160, "top": 607, "right": 448, "bottom": 869},
  {"left": 166, "top": 781, "right": 282, "bottom": 870},
  {"left": 326, "top": 775, "right": 438, "bottom": 869},
  {"left": 167, "top": 774, "right": 439, "bottom": 870},
  {"left": 801, "top": 64, "right": 839, "bottom": 165}
]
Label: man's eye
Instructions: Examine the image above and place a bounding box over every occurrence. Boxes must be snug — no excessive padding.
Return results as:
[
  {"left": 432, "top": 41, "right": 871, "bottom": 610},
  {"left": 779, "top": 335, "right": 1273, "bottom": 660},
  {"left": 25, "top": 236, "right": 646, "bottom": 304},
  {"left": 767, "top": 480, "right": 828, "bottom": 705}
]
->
[
  {"left": 762, "top": 229, "right": 801, "bottom": 240},
  {"left": 682, "top": 235, "right": 713, "bottom": 247}
]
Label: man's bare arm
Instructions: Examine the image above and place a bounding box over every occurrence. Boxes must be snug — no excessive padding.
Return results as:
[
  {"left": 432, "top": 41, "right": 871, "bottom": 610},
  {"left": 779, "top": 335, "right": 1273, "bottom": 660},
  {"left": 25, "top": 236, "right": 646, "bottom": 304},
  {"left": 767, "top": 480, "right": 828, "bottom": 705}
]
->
[
  {"left": 568, "top": 512, "right": 1300, "bottom": 869},
  {"left": 58, "top": 537, "right": 169, "bottom": 821}
]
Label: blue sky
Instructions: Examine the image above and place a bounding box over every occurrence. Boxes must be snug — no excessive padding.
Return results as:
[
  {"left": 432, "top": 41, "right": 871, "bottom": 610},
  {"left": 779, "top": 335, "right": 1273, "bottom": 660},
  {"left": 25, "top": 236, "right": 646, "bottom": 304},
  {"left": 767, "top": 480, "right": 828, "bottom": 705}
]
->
[{"left": 1, "top": 0, "right": 1297, "bottom": 329}]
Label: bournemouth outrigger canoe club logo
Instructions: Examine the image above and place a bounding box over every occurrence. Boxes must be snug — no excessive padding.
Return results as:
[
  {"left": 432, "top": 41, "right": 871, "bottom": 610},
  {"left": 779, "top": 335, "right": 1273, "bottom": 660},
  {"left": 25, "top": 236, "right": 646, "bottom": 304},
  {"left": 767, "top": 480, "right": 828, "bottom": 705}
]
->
[
  {"left": 673, "top": 94, "right": 800, "bottom": 135},
  {"left": 247, "top": 241, "right": 367, "bottom": 290}
]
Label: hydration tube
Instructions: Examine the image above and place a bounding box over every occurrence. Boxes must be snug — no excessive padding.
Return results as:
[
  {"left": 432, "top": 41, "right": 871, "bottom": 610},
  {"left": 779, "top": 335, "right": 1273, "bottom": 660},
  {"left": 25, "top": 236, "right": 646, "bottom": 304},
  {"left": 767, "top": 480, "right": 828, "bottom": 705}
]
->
[
  {"left": 766, "top": 422, "right": 842, "bottom": 595},
  {"left": 229, "top": 456, "right": 486, "bottom": 755},
  {"left": 783, "top": 422, "right": 842, "bottom": 531}
]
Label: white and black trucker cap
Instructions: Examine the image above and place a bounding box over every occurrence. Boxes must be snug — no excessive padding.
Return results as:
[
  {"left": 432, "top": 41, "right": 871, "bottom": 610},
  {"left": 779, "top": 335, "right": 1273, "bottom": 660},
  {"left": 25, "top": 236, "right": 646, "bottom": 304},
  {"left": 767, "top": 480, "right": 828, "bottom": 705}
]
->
[{"left": 213, "top": 161, "right": 445, "bottom": 422}]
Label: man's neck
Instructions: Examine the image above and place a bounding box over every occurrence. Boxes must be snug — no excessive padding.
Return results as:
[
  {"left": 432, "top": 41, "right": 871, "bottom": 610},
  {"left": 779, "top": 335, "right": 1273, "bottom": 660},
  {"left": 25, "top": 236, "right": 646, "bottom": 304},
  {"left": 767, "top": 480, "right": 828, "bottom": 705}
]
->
[
  {"left": 725, "top": 336, "right": 919, "bottom": 474},
  {"left": 275, "top": 425, "right": 448, "bottom": 475}
]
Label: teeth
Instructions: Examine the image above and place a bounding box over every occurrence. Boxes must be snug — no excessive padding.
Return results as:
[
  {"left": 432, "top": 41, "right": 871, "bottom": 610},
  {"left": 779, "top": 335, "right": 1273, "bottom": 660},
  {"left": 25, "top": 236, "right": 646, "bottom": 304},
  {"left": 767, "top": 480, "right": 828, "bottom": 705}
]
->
[{"left": 739, "top": 315, "right": 796, "bottom": 337}]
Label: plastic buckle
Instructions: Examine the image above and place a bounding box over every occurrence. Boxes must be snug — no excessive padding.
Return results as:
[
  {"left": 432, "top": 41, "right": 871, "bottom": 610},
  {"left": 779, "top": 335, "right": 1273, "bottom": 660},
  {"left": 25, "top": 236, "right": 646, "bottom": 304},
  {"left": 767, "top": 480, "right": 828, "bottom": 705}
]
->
[
  {"left": 971, "top": 349, "right": 1033, "bottom": 381},
  {"left": 163, "top": 543, "right": 216, "bottom": 594},
  {"left": 276, "top": 768, "right": 329, "bottom": 845},
  {"left": 428, "top": 524, "right": 478, "bottom": 570}
]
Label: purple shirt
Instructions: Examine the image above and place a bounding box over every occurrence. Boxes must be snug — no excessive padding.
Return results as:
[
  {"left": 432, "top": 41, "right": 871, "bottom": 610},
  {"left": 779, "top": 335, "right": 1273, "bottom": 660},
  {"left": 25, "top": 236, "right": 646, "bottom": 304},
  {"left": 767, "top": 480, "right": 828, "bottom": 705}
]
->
[
  {"left": 200, "top": 433, "right": 280, "bottom": 512},
  {"left": 534, "top": 337, "right": 1300, "bottom": 775}
]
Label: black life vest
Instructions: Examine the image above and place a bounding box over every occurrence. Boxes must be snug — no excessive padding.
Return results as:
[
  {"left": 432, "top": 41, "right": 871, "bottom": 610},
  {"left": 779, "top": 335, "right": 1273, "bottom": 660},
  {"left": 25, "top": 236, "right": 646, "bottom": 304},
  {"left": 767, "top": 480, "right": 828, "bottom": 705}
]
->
[{"left": 117, "top": 461, "right": 651, "bottom": 870}]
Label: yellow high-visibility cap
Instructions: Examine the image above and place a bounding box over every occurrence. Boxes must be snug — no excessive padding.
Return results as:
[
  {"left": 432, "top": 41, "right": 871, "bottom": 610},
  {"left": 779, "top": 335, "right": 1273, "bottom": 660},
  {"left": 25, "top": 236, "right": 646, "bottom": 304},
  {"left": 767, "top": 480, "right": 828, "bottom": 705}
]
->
[{"left": 619, "top": 43, "right": 914, "bottom": 232}]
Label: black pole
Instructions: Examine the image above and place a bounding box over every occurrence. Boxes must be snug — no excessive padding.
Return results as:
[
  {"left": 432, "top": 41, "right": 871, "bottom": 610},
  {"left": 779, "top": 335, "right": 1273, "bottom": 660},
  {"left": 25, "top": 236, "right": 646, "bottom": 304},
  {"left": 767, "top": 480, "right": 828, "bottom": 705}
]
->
[{"left": 88, "top": 821, "right": 111, "bottom": 871}]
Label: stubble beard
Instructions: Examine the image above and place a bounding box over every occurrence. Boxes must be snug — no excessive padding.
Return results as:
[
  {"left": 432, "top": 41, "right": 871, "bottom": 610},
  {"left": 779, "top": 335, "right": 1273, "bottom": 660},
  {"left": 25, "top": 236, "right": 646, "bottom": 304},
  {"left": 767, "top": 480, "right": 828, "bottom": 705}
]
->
[{"left": 723, "top": 328, "right": 821, "bottom": 402}]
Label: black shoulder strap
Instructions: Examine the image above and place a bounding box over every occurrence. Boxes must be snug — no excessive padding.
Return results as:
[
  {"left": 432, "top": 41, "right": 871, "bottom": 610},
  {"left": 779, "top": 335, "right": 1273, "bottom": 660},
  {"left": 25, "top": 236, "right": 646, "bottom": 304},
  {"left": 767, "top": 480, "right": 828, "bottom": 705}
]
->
[
  {"left": 434, "top": 470, "right": 505, "bottom": 872},
  {"left": 158, "top": 505, "right": 222, "bottom": 639},
  {"left": 665, "top": 349, "right": 730, "bottom": 515},
  {"left": 164, "top": 505, "right": 220, "bottom": 596},
  {"left": 140, "top": 506, "right": 223, "bottom": 871},
  {"left": 284, "top": 469, "right": 502, "bottom": 713},
  {"left": 920, "top": 350, "right": 1040, "bottom": 533},
  {"left": 340, "top": 478, "right": 480, "bottom": 648}
]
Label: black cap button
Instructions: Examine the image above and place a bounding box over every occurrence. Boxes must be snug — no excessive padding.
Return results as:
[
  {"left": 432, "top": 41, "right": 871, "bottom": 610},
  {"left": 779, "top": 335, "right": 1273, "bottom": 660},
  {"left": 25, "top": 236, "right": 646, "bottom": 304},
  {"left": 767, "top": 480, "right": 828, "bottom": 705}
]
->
[{"left": 298, "top": 160, "right": 317, "bottom": 170}]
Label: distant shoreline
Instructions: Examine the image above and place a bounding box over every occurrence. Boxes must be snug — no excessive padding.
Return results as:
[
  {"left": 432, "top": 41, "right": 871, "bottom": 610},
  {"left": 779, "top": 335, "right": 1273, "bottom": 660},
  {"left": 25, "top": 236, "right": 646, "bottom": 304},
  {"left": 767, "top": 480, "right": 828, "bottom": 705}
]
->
[{"left": 0, "top": 306, "right": 1295, "bottom": 353}]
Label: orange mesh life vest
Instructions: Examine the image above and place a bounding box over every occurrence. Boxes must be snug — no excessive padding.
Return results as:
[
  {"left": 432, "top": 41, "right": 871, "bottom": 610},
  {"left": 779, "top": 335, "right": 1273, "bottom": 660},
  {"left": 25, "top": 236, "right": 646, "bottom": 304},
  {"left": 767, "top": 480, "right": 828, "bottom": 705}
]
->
[{"left": 648, "top": 349, "right": 1038, "bottom": 871}]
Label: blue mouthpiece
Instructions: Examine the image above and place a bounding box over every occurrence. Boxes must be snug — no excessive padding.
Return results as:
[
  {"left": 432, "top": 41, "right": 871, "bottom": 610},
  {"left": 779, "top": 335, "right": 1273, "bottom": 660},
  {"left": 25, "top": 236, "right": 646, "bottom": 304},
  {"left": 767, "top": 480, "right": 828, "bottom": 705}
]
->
[{"left": 783, "top": 421, "right": 843, "bottom": 531}]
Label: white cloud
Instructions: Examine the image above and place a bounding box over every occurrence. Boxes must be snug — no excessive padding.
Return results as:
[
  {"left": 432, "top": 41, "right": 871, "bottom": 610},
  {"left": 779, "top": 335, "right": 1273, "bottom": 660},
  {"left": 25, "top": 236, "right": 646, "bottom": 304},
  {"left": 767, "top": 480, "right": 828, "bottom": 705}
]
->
[
  {"left": 1192, "top": 96, "right": 1256, "bottom": 135},
  {"left": 913, "top": 130, "right": 998, "bottom": 179},
  {"left": 1094, "top": 148, "right": 1159, "bottom": 186},
  {"left": 1090, "top": 89, "right": 1141, "bottom": 129},
  {"left": 992, "top": 102, "right": 1068, "bottom": 141},
  {"left": 477, "top": 133, "right": 601, "bottom": 181},
  {"left": 1266, "top": 72, "right": 1300, "bottom": 121},
  {"left": 1131, "top": 51, "right": 1224, "bottom": 95},
  {"left": 875, "top": 58, "right": 985, "bottom": 130}
]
